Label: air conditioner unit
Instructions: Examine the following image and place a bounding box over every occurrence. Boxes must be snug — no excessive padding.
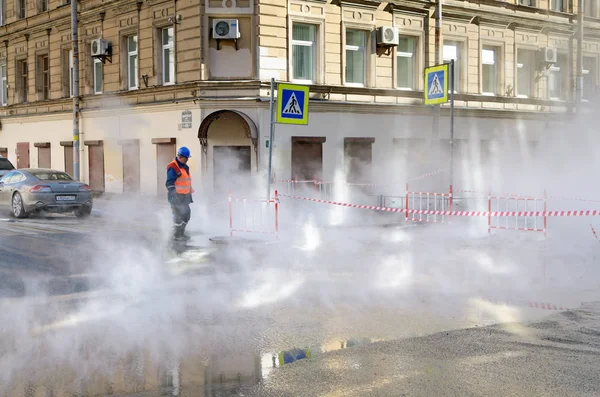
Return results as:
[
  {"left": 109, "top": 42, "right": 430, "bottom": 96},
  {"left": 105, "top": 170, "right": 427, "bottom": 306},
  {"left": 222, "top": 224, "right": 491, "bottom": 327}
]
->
[
  {"left": 212, "top": 19, "right": 240, "bottom": 40},
  {"left": 91, "top": 38, "right": 109, "bottom": 57},
  {"left": 376, "top": 26, "right": 399, "bottom": 46},
  {"left": 542, "top": 47, "right": 557, "bottom": 63}
]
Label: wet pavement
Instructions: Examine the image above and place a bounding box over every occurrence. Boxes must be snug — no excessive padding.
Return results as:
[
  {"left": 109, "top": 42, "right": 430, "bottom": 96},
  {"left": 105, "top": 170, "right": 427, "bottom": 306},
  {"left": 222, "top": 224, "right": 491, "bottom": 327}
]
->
[
  {"left": 0, "top": 205, "right": 599, "bottom": 396},
  {"left": 250, "top": 303, "right": 600, "bottom": 397}
]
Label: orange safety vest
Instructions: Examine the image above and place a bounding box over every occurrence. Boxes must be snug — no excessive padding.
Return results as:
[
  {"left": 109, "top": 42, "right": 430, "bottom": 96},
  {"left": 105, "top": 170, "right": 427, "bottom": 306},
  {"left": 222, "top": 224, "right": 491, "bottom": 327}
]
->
[{"left": 168, "top": 160, "right": 194, "bottom": 195}]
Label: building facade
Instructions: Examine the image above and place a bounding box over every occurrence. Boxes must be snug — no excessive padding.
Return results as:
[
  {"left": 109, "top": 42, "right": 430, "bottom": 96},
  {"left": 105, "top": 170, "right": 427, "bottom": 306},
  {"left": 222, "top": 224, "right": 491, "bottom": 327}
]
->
[{"left": 0, "top": 0, "right": 598, "bottom": 197}]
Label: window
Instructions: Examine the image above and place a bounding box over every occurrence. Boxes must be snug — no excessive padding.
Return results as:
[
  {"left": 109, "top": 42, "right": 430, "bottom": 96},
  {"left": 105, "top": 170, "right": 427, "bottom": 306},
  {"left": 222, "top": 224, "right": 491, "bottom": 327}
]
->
[
  {"left": 548, "top": 62, "right": 562, "bottom": 99},
  {"left": 550, "top": 0, "right": 565, "bottom": 11},
  {"left": 443, "top": 41, "right": 460, "bottom": 92},
  {"left": 68, "top": 49, "right": 74, "bottom": 97},
  {"left": 17, "top": 60, "right": 28, "bottom": 103},
  {"left": 584, "top": 0, "right": 598, "bottom": 17},
  {"left": 482, "top": 47, "right": 497, "bottom": 95},
  {"left": 37, "top": 54, "right": 50, "bottom": 100},
  {"left": 518, "top": 0, "right": 535, "bottom": 6},
  {"left": 39, "top": 0, "right": 48, "bottom": 12},
  {"left": 345, "top": 29, "right": 366, "bottom": 86},
  {"left": 517, "top": 49, "right": 535, "bottom": 97},
  {"left": 127, "top": 35, "right": 138, "bottom": 89},
  {"left": 583, "top": 57, "right": 596, "bottom": 100},
  {"left": 0, "top": 0, "right": 5, "bottom": 26},
  {"left": 0, "top": 63, "right": 6, "bottom": 105},
  {"left": 397, "top": 36, "right": 416, "bottom": 90},
  {"left": 17, "top": 0, "right": 25, "bottom": 19},
  {"left": 292, "top": 23, "right": 316, "bottom": 83},
  {"left": 161, "top": 27, "right": 175, "bottom": 85},
  {"left": 93, "top": 57, "right": 102, "bottom": 94}
]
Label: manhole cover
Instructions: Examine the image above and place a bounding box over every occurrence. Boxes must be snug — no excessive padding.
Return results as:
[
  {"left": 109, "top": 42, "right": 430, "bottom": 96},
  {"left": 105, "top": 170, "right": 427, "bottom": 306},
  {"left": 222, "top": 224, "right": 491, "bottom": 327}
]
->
[{"left": 209, "top": 236, "right": 248, "bottom": 245}]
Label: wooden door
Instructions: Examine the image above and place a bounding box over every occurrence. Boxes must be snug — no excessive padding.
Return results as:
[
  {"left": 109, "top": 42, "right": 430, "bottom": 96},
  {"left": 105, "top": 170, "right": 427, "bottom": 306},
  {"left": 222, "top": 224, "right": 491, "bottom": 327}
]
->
[
  {"left": 64, "top": 145, "right": 74, "bottom": 177},
  {"left": 344, "top": 139, "right": 373, "bottom": 183},
  {"left": 156, "top": 143, "right": 175, "bottom": 194},
  {"left": 213, "top": 145, "right": 251, "bottom": 196},
  {"left": 38, "top": 146, "right": 51, "bottom": 168},
  {"left": 89, "top": 143, "right": 105, "bottom": 192},
  {"left": 122, "top": 140, "right": 140, "bottom": 193},
  {"left": 291, "top": 138, "right": 324, "bottom": 181},
  {"left": 16, "top": 142, "right": 30, "bottom": 169}
]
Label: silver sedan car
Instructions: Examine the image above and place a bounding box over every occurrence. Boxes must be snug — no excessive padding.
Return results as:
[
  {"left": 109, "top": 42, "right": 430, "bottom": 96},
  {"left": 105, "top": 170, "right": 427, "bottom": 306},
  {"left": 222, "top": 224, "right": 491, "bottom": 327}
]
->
[{"left": 0, "top": 168, "right": 93, "bottom": 218}]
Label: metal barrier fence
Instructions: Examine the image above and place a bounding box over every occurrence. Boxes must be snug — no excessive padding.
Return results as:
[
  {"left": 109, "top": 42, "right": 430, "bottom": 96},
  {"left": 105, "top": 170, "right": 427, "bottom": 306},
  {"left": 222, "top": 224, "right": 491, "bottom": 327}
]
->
[
  {"left": 228, "top": 190, "right": 279, "bottom": 237},
  {"left": 405, "top": 184, "right": 453, "bottom": 224},
  {"left": 488, "top": 191, "right": 546, "bottom": 236}
]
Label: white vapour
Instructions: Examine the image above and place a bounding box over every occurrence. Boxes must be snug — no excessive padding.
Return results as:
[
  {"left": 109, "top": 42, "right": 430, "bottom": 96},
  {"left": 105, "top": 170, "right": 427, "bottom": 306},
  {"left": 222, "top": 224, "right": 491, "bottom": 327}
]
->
[{"left": 1, "top": 111, "right": 600, "bottom": 393}]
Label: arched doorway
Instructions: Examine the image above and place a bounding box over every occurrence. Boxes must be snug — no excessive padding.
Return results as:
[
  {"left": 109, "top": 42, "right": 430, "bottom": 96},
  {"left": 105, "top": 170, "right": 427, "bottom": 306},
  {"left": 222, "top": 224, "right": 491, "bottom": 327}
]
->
[{"left": 198, "top": 110, "right": 258, "bottom": 197}]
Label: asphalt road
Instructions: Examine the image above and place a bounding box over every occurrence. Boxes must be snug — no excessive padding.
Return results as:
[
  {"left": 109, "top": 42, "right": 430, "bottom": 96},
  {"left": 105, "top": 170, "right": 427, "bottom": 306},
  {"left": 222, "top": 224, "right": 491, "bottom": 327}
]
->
[
  {"left": 0, "top": 209, "right": 162, "bottom": 298},
  {"left": 1, "top": 207, "right": 599, "bottom": 396},
  {"left": 249, "top": 303, "right": 600, "bottom": 397}
]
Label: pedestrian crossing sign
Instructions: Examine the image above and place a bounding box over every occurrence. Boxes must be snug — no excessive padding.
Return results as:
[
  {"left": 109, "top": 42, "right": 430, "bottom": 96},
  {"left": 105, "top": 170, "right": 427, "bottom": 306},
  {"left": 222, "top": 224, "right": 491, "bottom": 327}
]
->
[
  {"left": 424, "top": 64, "right": 448, "bottom": 105},
  {"left": 277, "top": 83, "right": 309, "bottom": 125}
]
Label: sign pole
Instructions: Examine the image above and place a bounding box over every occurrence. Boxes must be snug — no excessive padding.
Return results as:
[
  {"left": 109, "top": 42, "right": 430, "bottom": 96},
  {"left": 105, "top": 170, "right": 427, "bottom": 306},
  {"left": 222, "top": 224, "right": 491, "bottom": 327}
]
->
[
  {"left": 267, "top": 77, "right": 276, "bottom": 201},
  {"left": 449, "top": 59, "right": 454, "bottom": 203}
]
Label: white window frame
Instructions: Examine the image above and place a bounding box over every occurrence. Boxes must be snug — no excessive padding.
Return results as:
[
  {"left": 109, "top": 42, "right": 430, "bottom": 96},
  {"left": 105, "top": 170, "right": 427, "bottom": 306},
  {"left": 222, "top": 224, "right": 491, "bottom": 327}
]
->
[
  {"left": 548, "top": 64, "right": 562, "bottom": 100},
  {"left": 93, "top": 57, "right": 102, "bottom": 94},
  {"left": 161, "top": 27, "right": 175, "bottom": 85},
  {"left": 68, "top": 49, "right": 74, "bottom": 98},
  {"left": 344, "top": 28, "right": 367, "bottom": 87},
  {"left": 291, "top": 22, "right": 317, "bottom": 84},
  {"left": 481, "top": 46, "right": 498, "bottom": 96},
  {"left": 127, "top": 35, "right": 138, "bottom": 90},
  {"left": 0, "top": 62, "right": 6, "bottom": 106},
  {"left": 443, "top": 40, "right": 462, "bottom": 93},
  {"left": 396, "top": 35, "right": 418, "bottom": 91},
  {"left": 516, "top": 48, "right": 536, "bottom": 98},
  {"left": 582, "top": 56, "right": 596, "bottom": 101}
]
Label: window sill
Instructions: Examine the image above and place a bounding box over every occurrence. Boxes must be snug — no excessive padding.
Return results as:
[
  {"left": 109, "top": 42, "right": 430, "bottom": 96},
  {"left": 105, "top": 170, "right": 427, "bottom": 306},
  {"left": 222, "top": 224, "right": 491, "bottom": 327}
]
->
[
  {"left": 345, "top": 83, "right": 365, "bottom": 88},
  {"left": 396, "top": 87, "right": 414, "bottom": 91},
  {"left": 292, "top": 79, "right": 314, "bottom": 85},
  {"left": 481, "top": 92, "right": 495, "bottom": 96}
]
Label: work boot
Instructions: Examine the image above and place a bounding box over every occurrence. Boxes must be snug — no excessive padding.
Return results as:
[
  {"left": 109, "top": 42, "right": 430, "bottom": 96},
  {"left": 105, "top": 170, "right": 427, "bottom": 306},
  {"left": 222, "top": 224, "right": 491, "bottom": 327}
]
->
[
  {"left": 172, "top": 225, "right": 185, "bottom": 241},
  {"left": 180, "top": 226, "right": 191, "bottom": 241}
]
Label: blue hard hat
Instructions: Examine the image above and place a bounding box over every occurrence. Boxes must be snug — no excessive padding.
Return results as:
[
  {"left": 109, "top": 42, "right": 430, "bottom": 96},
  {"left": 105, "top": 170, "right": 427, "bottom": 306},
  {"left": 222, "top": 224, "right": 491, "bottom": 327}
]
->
[{"left": 177, "top": 146, "right": 191, "bottom": 158}]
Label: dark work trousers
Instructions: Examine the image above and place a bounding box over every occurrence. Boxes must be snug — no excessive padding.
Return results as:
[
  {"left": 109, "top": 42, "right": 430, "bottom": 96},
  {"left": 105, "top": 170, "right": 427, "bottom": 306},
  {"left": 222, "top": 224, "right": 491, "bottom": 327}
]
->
[{"left": 171, "top": 199, "right": 191, "bottom": 238}]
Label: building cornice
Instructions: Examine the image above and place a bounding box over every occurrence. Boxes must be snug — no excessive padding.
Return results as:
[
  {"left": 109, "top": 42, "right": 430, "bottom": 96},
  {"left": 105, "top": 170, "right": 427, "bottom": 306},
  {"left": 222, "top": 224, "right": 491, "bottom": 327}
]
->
[{"left": 336, "top": 0, "right": 383, "bottom": 10}]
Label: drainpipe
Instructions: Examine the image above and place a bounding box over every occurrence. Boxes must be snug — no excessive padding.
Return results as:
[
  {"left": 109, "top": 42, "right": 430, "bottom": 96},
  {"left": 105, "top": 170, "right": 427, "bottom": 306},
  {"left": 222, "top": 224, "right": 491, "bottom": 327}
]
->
[
  {"left": 173, "top": 0, "right": 178, "bottom": 84},
  {"left": 576, "top": 0, "right": 584, "bottom": 112},
  {"left": 137, "top": 0, "right": 143, "bottom": 88},
  {"left": 71, "top": 0, "right": 80, "bottom": 181}
]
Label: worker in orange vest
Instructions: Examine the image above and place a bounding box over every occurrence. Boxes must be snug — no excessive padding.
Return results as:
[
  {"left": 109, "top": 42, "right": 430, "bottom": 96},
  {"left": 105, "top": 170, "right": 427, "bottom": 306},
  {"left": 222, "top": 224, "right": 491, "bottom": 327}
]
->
[{"left": 166, "top": 146, "right": 194, "bottom": 241}]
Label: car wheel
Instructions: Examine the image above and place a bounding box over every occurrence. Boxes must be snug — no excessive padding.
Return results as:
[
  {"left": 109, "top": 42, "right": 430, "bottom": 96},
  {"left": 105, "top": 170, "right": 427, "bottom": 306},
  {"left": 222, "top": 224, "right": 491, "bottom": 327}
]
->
[
  {"left": 74, "top": 206, "right": 92, "bottom": 218},
  {"left": 12, "top": 192, "right": 27, "bottom": 219}
]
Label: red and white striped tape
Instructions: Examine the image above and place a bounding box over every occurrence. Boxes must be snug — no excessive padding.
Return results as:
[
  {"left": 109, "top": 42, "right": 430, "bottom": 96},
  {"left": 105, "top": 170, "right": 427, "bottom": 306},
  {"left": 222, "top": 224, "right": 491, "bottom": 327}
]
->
[
  {"left": 279, "top": 194, "right": 600, "bottom": 217},
  {"left": 408, "top": 169, "right": 448, "bottom": 182},
  {"left": 591, "top": 224, "right": 599, "bottom": 242}
]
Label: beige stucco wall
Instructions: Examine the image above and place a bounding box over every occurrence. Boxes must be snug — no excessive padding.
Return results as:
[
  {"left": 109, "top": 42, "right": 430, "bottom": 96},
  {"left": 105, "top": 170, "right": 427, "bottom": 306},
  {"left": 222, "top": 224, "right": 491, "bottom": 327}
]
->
[{"left": 0, "top": 104, "right": 201, "bottom": 195}]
